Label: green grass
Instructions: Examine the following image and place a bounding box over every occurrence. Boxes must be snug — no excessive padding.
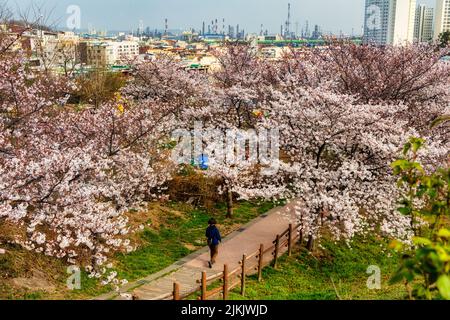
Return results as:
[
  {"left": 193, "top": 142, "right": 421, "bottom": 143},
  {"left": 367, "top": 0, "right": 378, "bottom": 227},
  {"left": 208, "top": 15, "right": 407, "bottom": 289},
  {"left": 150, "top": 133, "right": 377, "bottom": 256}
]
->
[
  {"left": 0, "top": 282, "right": 40, "bottom": 300},
  {"left": 228, "top": 237, "right": 408, "bottom": 300},
  {"left": 114, "top": 228, "right": 192, "bottom": 281}
]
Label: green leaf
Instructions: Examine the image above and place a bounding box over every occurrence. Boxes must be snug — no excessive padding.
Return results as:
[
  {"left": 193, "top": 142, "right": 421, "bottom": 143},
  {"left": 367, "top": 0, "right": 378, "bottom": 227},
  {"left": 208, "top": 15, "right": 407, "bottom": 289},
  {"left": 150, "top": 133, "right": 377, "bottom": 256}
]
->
[
  {"left": 403, "top": 143, "right": 412, "bottom": 156},
  {"left": 411, "top": 162, "right": 425, "bottom": 173},
  {"left": 431, "top": 115, "right": 450, "bottom": 129},
  {"left": 436, "top": 247, "right": 450, "bottom": 262},
  {"left": 397, "top": 207, "right": 412, "bottom": 215},
  {"left": 437, "top": 275, "right": 450, "bottom": 300},
  {"left": 404, "top": 270, "right": 417, "bottom": 283},
  {"left": 413, "top": 237, "right": 432, "bottom": 246},
  {"left": 409, "top": 137, "right": 425, "bottom": 153},
  {"left": 438, "top": 229, "right": 450, "bottom": 240},
  {"left": 390, "top": 270, "right": 407, "bottom": 285},
  {"left": 391, "top": 159, "right": 408, "bottom": 172}
]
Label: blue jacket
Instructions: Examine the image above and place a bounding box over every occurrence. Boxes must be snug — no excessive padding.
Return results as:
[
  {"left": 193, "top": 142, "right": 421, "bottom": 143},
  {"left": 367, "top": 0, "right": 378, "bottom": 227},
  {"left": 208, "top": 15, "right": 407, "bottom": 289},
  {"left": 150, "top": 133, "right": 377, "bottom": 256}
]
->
[{"left": 206, "top": 225, "right": 222, "bottom": 246}]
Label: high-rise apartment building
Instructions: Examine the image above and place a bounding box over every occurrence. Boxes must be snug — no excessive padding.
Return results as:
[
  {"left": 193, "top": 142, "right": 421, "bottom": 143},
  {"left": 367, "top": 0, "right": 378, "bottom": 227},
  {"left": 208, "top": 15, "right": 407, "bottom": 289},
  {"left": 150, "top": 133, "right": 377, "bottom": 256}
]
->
[
  {"left": 364, "top": 0, "right": 391, "bottom": 44},
  {"left": 364, "top": 0, "right": 417, "bottom": 45},
  {"left": 414, "top": 4, "right": 434, "bottom": 43},
  {"left": 434, "top": 0, "right": 450, "bottom": 39}
]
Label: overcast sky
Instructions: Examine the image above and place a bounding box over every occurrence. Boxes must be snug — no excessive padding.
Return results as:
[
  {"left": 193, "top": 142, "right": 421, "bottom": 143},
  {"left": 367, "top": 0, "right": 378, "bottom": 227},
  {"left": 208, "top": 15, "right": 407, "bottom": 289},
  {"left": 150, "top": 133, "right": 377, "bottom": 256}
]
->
[{"left": 11, "top": 0, "right": 437, "bottom": 34}]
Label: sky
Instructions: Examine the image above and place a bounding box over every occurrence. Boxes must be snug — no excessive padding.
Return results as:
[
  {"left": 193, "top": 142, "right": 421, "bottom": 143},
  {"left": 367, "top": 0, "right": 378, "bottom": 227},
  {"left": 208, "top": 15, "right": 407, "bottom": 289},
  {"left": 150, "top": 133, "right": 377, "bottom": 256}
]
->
[{"left": 11, "top": 0, "right": 437, "bottom": 35}]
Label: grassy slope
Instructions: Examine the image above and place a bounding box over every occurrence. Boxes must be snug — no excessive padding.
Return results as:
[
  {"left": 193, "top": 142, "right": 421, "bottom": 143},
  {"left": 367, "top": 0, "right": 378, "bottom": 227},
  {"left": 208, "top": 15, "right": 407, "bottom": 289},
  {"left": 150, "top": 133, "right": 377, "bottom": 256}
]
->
[
  {"left": 0, "top": 200, "right": 277, "bottom": 300},
  {"left": 229, "top": 237, "right": 407, "bottom": 300}
]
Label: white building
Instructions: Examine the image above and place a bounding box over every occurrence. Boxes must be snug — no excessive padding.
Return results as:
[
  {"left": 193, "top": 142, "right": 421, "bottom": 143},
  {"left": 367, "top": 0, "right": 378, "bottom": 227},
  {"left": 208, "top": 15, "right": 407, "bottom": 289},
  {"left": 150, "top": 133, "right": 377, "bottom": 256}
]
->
[
  {"left": 364, "top": 0, "right": 417, "bottom": 45},
  {"left": 388, "top": 0, "right": 417, "bottom": 45},
  {"left": 82, "top": 40, "right": 139, "bottom": 67},
  {"left": 112, "top": 41, "right": 140, "bottom": 63},
  {"left": 434, "top": 0, "right": 450, "bottom": 40},
  {"left": 414, "top": 4, "right": 434, "bottom": 43}
]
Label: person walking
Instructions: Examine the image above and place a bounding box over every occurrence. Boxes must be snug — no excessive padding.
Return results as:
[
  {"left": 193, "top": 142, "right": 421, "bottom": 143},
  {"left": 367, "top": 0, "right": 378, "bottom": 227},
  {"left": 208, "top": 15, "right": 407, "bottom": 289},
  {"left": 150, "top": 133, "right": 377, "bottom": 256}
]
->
[{"left": 205, "top": 218, "right": 222, "bottom": 268}]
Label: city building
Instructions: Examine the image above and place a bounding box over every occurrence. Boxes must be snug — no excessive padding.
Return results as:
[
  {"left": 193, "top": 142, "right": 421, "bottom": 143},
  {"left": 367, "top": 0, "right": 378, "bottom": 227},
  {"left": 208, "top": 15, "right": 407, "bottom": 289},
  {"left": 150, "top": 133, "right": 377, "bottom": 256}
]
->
[
  {"left": 364, "top": 0, "right": 391, "bottom": 44},
  {"left": 434, "top": 0, "right": 450, "bottom": 39},
  {"left": 79, "top": 42, "right": 113, "bottom": 67},
  {"left": 80, "top": 40, "right": 139, "bottom": 67},
  {"left": 364, "top": 0, "right": 416, "bottom": 45},
  {"left": 6, "top": 30, "right": 81, "bottom": 72},
  {"left": 113, "top": 41, "right": 139, "bottom": 62},
  {"left": 414, "top": 4, "right": 434, "bottom": 43}
]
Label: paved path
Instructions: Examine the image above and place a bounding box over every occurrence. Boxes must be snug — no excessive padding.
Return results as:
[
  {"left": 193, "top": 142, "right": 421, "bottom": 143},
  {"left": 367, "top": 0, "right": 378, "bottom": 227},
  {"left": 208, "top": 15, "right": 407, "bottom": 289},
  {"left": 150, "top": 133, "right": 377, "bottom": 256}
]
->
[{"left": 96, "top": 201, "right": 298, "bottom": 300}]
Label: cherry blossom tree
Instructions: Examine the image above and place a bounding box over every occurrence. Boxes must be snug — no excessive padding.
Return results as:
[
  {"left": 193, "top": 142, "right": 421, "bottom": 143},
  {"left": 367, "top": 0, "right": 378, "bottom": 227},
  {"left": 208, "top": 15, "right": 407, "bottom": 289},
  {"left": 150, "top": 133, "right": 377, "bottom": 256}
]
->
[
  {"left": 0, "top": 45, "right": 180, "bottom": 276},
  {"left": 298, "top": 41, "right": 450, "bottom": 135},
  {"left": 267, "top": 85, "right": 413, "bottom": 248},
  {"left": 127, "top": 48, "right": 276, "bottom": 218},
  {"left": 209, "top": 42, "right": 449, "bottom": 249},
  {"left": 189, "top": 43, "right": 281, "bottom": 217},
  {"left": 262, "top": 43, "right": 450, "bottom": 248}
]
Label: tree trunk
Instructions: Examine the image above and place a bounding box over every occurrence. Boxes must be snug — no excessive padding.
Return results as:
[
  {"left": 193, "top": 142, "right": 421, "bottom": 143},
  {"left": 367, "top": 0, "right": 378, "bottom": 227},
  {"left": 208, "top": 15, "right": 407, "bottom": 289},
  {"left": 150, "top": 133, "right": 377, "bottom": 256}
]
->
[
  {"left": 306, "top": 235, "right": 315, "bottom": 251},
  {"left": 298, "top": 229, "right": 303, "bottom": 245},
  {"left": 226, "top": 189, "right": 233, "bottom": 218}
]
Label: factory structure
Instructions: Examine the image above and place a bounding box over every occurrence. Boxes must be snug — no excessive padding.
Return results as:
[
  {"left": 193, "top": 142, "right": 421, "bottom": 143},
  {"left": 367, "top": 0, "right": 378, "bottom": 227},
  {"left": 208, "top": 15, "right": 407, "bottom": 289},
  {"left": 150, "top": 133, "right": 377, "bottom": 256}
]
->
[{"left": 131, "top": 3, "right": 327, "bottom": 43}]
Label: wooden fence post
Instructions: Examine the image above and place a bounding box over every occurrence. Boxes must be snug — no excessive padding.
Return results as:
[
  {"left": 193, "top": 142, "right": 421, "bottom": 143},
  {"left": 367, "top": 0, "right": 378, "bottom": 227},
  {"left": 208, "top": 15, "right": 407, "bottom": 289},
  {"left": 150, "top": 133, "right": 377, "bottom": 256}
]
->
[
  {"left": 288, "top": 224, "right": 293, "bottom": 257},
  {"left": 241, "top": 255, "right": 246, "bottom": 296},
  {"left": 223, "top": 264, "right": 229, "bottom": 300},
  {"left": 274, "top": 235, "right": 280, "bottom": 269},
  {"left": 173, "top": 282, "right": 180, "bottom": 301},
  {"left": 201, "top": 271, "right": 207, "bottom": 300},
  {"left": 258, "top": 244, "right": 264, "bottom": 282}
]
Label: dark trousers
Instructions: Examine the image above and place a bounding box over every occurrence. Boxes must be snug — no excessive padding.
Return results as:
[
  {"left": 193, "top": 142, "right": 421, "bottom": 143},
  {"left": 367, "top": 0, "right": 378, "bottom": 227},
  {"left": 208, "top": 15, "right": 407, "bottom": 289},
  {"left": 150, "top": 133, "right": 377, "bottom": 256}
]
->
[{"left": 208, "top": 244, "right": 219, "bottom": 264}]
